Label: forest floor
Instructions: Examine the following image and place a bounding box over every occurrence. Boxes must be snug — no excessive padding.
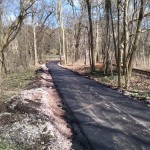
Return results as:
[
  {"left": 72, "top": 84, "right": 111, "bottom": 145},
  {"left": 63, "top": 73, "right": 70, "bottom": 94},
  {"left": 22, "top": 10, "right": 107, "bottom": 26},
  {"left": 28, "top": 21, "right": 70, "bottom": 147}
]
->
[
  {"left": 0, "top": 65, "right": 72, "bottom": 150},
  {"left": 65, "top": 63, "right": 150, "bottom": 106}
]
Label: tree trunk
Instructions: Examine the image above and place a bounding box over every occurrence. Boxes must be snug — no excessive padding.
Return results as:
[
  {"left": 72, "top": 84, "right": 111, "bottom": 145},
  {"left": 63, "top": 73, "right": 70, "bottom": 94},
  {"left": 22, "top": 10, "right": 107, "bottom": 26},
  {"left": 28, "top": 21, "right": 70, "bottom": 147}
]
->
[
  {"left": 86, "top": 0, "right": 95, "bottom": 72},
  {"left": 95, "top": 1, "right": 100, "bottom": 64},
  {"left": 110, "top": 1, "right": 118, "bottom": 65},
  {"left": 32, "top": 6, "right": 38, "bottom": 67},
  {"left": 1, "top": 50, "right": 7, "bottom": 74},
  {"left": 62, "top": 28, "right": 66, "bottom": 64},
  {"left": 58, "top": 29, "right": 62, "bottom": 64},
  {"left": 59, "top": 0, "right": 66, "bottom": 65},
  {"left": 33, "top": 25, "right": 38, "bottom": 66},
  {"left": 104, "top": 0, "right": 111, "bottom": 74},
  {"left": 0, "top": 0, "right": 3, "bottom": 74},
  {"left": 123, "top": 0, "right": 129, "bottom": 89},
  {"left": 125, "top": 0, "right": 146, "bottom": 89},
  {"left": 117, "top": 0, "right": 122, "bottom": 88}
]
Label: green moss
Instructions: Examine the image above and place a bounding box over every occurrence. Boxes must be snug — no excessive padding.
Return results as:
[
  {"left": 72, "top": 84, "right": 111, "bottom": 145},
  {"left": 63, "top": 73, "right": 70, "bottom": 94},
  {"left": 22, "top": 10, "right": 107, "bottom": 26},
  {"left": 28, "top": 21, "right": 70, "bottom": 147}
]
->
[
  {"left": 0, "top": 137, "right": 19, "bottom": 150},
  {"left": 0, "top": 137, "right": 43, "bottom": 150}
]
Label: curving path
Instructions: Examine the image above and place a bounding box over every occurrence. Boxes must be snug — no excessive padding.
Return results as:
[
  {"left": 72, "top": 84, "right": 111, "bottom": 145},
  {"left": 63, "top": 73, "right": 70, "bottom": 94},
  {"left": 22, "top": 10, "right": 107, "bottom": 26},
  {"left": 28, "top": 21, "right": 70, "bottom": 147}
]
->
[{"left": 47, "top": 62, "right": 150, "bottom": 150}]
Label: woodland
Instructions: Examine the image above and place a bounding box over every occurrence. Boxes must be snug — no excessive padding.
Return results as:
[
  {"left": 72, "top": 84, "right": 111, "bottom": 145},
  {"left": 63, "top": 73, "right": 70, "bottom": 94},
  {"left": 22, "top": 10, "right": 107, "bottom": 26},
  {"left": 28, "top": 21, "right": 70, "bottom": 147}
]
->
[
  {"left": 0, "top": 0, "right": 150, "bottom": 149},
  {"left": 0, "top": 0, "right": 150, "bottom": 89}
]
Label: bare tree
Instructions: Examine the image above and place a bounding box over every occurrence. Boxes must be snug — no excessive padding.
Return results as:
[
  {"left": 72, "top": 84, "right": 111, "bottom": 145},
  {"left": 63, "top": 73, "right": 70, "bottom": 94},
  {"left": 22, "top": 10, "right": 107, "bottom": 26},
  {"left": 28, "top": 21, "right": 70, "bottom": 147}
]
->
[
  {"left": 85, "top": 0, "right": 95, "bottom": 72},
  {"left": 117, "top": 0, "right": 122, "bottom": 88},
  {"left": 0, "top": 0, "right": 37, "bottom": 74},
  {"left": 124, "top": 0, "right": 147, "bottom": 89},
  {"left": 32, "top": 6, "right": 38, "bottom": 66},
  {"left": 58, "top": 0, "right": 66, "bottom": 65}
]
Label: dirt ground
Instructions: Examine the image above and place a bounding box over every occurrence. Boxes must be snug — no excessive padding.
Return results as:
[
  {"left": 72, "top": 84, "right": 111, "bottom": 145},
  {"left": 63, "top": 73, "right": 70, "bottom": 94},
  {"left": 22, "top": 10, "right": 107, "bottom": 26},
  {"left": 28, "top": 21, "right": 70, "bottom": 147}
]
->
[{"left": 0, "top": 65, "right": 72, "bottom": 150}]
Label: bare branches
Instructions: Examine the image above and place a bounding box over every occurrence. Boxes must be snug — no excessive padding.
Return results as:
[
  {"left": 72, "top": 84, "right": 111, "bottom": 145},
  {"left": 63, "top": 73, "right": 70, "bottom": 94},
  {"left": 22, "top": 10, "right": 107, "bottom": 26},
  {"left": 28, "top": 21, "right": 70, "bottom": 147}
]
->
[
  {"left": 129, "top": 11, "right": 150, "bottom": 25},
  {"left": 140, "top": 28, "right": 150, "bottom": 33},
  {"left": 1, "top": 0, "right": 37, "bottom": 51}
]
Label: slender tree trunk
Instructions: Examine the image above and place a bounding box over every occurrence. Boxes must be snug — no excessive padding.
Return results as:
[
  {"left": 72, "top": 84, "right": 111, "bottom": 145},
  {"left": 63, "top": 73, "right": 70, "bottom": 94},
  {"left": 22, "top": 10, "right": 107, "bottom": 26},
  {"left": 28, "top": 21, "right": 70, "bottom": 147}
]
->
[
  {"left": 33, "top": 25, "right": 38, "bottom": 66},
  {"left": 32, "top": 7, "right": 38, "bottom": 66},
  {"left": 62, "top": 28, "right": 66, "bottom": 64},
  {"left": 58, "top": 29, "right": 62, "bottom": 64},
  {"left": 95, "top": 21, "right": 99, "bottom": 63},
  {"left": 117, "top": 0, "right": 122, "bottom": 88},
  {"left": 95, "top": 1, "right": 100, "bottom": 64},
  {"left": 86, "top": 0, "right": 95, "bottom": 72},
  {"left": 59, "top": 0, "right": 66, "bottom": 65},
  {"left": 0, "top": 0, "right": 3, "bottom": 74},
  {"left": 84, "top": 31, "right": 87, "bottom": 65},
  {"left": 124, "top": 0, "right": 129, "bottom": 89},
  {"left": 110, "top": 1, "right": 118, "bottom": 64},
  {"left": 142, "top": 37, "right": 146, "bottom": 68}
]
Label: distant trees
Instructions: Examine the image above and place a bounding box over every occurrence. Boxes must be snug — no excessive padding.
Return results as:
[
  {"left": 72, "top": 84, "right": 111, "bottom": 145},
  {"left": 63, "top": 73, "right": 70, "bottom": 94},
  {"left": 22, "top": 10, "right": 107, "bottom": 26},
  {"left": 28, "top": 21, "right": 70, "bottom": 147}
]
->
[
  {"left": 0, "top": 0, "right": 36, "bottom": 74},
  {"left": 31, "top": 0, "right": 54, "bottom": 66},
  {"left": 57, "top": 0, "right": 66, "bottom": 65},
  {"left": 63, "top": 0, "right": 150, "bottom": 89},
  {"left": 123, "top": 0, "right": 148, "bottom": 89},
  {"left": 0, "top": 0, "right": 55, "bottom": 75},
  {"left": 0, "top": 0, "right": 150, "bottom": 89}
]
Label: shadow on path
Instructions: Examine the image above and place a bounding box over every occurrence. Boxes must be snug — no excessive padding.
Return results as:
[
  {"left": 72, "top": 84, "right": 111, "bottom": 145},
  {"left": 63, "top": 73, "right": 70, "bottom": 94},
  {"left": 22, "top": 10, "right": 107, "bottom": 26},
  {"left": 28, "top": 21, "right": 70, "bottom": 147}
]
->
[{"left": 47, "top": 62, "right": 150, "bottom": 150}]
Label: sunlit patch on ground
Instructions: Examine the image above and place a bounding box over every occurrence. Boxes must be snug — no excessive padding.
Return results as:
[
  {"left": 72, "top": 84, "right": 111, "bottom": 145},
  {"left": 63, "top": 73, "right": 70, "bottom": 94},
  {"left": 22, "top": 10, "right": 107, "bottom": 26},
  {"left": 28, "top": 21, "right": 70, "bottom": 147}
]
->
[{"left": 0, "top": 64, "right": 72, "bottom": 150}]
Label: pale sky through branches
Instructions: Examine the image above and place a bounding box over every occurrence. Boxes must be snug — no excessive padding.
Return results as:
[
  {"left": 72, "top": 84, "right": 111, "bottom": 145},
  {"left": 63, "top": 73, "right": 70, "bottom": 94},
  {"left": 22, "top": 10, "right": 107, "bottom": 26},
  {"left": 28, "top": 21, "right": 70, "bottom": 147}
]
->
[{"left": 73, "top": 0, "right": 80, "bottom": 7}]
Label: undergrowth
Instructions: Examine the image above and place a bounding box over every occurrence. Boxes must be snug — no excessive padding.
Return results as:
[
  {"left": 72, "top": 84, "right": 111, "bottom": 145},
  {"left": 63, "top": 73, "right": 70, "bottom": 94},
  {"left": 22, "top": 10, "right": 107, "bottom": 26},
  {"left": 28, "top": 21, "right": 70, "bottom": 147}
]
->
[
  {"left": 72, "top": 66, "right": 150, "bottom": 101},
  {"left": 0, "top": 137, "right": 43, "bottom": 150},
  {"left": 0, "top": 69, "right": 35, "bottom": 103},
  {"left": 0, "top": 137, "right": 19, "bottom": 150},
  {"left": 90, "top": 71, "right": 150, "bottom": 101},
  {"left": 0, "top": 69, "right": 35, "bottom": 149}
]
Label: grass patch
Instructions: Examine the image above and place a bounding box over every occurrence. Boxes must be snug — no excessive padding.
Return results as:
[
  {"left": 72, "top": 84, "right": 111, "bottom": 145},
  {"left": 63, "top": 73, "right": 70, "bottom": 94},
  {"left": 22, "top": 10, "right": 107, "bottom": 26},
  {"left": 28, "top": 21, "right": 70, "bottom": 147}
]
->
[
  {"left": 89, "top": 70, "right": 118, "bottom": 86},
  {"left": 129, "top": 90, "right": 150, "bottom": 100},
  {"left": 0, "top": 137, "right": 18, "bottom": 150},
  {"left": 0, "top": 69, "right": 35, "bottom": 103},
  {"left": 90, "top": 71, "right": 150, "bottom": 100},
  {"left": 0, "top": 137, "right": 43, "bottom": 150}
]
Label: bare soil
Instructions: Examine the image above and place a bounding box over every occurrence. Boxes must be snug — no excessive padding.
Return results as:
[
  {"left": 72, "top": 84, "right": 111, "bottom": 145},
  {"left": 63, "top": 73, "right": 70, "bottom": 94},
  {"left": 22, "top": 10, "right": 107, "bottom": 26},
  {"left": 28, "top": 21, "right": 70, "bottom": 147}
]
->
[{"left": 0, "top": 65, "right": 72, "bottom": 150}]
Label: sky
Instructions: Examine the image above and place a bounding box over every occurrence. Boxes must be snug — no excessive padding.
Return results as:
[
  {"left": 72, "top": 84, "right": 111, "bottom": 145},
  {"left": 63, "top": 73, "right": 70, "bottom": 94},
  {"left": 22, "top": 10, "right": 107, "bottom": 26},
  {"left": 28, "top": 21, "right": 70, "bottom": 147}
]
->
[
  {"left": 73, "top": 0, "right": 80, "bottom": 7},
  {"left": 1, "top": 0, "right": 81, "bottom": 27}
]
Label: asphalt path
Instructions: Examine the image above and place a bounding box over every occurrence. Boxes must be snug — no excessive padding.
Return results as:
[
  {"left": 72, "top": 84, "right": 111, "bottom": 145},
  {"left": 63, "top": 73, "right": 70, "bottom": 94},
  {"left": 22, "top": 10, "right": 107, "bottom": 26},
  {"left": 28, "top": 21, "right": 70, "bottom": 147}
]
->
[{"left": 47, "top": 62, "right": 150, "bottom": 150}]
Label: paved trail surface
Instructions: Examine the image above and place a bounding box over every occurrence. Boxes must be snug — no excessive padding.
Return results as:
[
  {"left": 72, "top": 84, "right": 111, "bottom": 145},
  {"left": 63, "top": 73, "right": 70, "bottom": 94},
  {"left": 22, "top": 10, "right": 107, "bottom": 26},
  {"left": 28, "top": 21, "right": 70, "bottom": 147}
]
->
[{"left": 47, "top": 62, "right": 150, "bottom": 150}]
